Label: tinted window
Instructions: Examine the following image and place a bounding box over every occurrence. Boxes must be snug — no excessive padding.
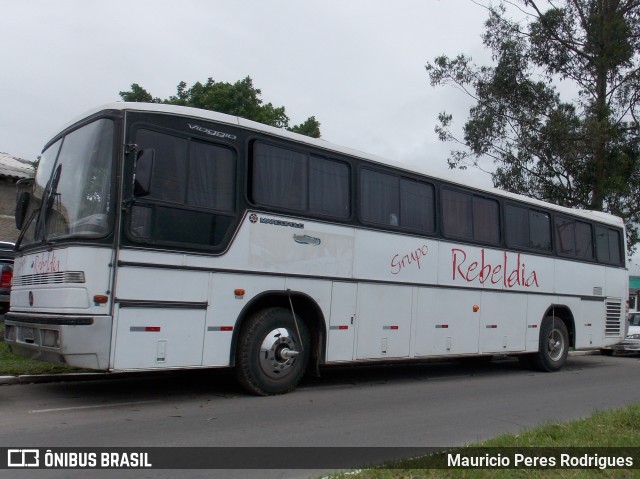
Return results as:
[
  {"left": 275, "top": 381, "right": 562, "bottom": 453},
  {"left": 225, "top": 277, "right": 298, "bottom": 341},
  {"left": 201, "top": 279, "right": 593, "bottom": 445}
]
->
[
  {"left": 596, "top": 226, "right": 622, "bottom": 265},
  {"left": 442, "top": 189, "right": 499, "bottom": 244},
  {"left": 138, "top": 129, "right": 188, "bottom": 205},
  {"left": 505, "top": 205, "right": 551, "bottom": 251},
  {"left": 555, "top": 217, "right": 575, "bottom": 255},
  {"left": 473, "top": 196, "right": 500, "bottom": 244},
  {"left": 309, "top": 156, "right": 350, "bottom": 218},
  {"left": 530, "top": 210, "right": 552, "bottom": 250},
  {"left": 129, "top": 129, "right": 236, "bottom": 249},
  {"left": 188, "top": 141, "right": 236, "bottom": 212},
  {"left": 400, "top": 179, "right": 435, "bottom": 232},
  {"left": 252, "top": 143, "right": 350, "bottom": 219},
  {"left": 361, "top": 170, "right": 435, "bottom": 232},
  {"left": 442, "top": 189, "right": 472, "bottom": 239},
  {"left": 575, "top": 221, "right": 593, "bottom": 259},
  {"left": 555, "top": 216, "right": 593, "bottom": 259},
  {"left": 252, "top": 143, "right": 307, "bottom": 211},
  {"left": 361, "top": 170, "right": 400, "bottom": 226},
  {"left": 505, "top": 205, "right": 529, "bottom": 247}
]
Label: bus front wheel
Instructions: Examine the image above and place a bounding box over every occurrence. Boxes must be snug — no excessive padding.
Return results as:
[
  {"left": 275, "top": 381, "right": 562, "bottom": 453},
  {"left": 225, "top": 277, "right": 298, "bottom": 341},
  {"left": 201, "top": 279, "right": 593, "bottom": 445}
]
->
[
  {"left": 235, "top": 307, "right": 310, "bottom": 396},
  {"left": 531, "top": 316, "right": 569, "bottom": 372}
]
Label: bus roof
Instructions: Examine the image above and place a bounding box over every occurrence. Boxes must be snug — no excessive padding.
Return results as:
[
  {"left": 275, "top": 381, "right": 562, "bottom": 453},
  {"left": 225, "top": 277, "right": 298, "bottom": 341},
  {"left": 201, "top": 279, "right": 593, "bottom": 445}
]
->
[{"left": 61, "top": 102, "right": 624, "bottom": 228}]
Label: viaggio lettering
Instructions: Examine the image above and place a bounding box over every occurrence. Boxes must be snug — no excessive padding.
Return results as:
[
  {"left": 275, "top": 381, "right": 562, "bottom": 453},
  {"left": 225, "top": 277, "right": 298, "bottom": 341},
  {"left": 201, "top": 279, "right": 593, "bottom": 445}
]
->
[
  {"left": 451, "top": 248, "right": 540, "bottom": 288},
  {"left": 188, "top": 124, "right": 237, "bottom": 140}
]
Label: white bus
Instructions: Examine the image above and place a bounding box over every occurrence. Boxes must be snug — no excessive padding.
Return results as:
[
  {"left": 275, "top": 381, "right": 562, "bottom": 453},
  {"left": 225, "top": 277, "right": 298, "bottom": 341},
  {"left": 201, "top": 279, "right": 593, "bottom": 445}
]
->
[{"left": 5, "top": 103, "right": 628, "bottom": 395}]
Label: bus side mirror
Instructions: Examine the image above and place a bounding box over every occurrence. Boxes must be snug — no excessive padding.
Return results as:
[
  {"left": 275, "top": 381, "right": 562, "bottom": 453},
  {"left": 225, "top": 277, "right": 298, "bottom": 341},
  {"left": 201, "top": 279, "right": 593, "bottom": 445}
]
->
[
  {"left": 134, "top": 148, "right": 155, "bottom": 197},
  {"left": 15, "top": 192, "right": 30, "bottom": 230}
]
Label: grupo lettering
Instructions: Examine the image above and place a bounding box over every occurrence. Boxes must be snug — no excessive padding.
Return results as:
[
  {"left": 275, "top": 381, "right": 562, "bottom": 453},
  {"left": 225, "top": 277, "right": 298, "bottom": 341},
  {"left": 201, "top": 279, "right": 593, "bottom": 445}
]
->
[{"left": 391, "top": 245, "right": 429, "bottom": 274}]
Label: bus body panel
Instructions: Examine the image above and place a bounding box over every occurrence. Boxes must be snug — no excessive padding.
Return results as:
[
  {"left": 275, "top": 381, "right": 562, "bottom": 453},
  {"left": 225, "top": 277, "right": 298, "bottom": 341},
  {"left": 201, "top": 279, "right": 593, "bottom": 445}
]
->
[
  {"left": 112, "top": 306, "right": 206, "bottom": 369},
  {"left": 11, "top": 247, "right": 114, "bottom": 314},
  {"left": 354, "top": 283, "right": 413, "bottom": 359},
  {"left": 326, "top": 282, "right": 358, "bottom": 362},
  {"left": 4, "top": 104, "right": 629, "bottom": 391},
  {"left": 479, "top": 291, "right": 527, "bottom": 353},
  {"left": 414, "top": 287, "right": 481, "bottom": 356}
]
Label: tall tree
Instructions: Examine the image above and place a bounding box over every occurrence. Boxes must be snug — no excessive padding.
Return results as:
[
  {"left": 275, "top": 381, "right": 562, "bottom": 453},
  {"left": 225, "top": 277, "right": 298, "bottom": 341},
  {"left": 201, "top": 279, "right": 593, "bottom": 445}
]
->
[
  {"left": 119, "top": 76, "right": 321, "bottom": 138},
  {"left": 426, "top": 0, "right": 640, "bottom": 250}
]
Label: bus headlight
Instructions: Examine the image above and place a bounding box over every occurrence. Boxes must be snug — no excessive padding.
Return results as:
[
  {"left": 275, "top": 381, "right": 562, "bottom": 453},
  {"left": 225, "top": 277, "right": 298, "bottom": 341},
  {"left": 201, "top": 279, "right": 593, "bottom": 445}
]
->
[
  {"left": 42, "top": 329, "right": 60, "bottom": 348},
  {"left": 4, "top": 324, "right": 15, "bottom": 341}
]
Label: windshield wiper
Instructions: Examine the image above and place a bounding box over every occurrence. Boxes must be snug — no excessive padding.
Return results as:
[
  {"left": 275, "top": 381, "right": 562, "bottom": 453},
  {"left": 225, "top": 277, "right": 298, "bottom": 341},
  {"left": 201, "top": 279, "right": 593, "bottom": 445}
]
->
[
  {"left": 14, "top": 207, "right": 40, "bottom": 250},
  {"left": 36, "top": 163, "right": 62, "bottom": 242}
]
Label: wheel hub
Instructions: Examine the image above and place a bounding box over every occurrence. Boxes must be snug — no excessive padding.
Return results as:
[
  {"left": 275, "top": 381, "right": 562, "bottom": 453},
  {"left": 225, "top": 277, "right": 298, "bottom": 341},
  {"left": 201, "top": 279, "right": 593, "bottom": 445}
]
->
[
  {"left": 259, "top": 328, "right": 300, "bottom": 379},
  {"left": 547, "top": 330, "right": 564, "bottom": 361}
]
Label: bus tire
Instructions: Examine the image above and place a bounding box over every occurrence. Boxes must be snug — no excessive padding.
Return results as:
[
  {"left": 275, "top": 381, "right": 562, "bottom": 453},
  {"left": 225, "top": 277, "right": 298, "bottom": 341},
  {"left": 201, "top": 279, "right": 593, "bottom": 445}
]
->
[
  {"left": 235, "top": 307, "right": 310, "bottom": 396},
  {"left": 531, "top": 316, "right": 569, "bottom": 372}
]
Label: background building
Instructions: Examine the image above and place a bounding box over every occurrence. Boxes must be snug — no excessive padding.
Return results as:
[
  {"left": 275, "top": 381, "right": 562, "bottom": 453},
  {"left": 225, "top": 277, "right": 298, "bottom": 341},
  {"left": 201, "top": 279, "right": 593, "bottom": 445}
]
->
[{"left": 0, "top": 152, "right": 34, "bottom": 242}]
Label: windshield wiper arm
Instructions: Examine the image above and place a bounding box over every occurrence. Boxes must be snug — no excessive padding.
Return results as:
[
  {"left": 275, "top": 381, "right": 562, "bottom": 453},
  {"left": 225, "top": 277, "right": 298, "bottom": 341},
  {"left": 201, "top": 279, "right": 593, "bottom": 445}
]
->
[
  {"left": 14, "top": 207, "right": 40, "bottom": 250},
  {"left": 37, "top": 164, "right": 62, "bottom": 241}
]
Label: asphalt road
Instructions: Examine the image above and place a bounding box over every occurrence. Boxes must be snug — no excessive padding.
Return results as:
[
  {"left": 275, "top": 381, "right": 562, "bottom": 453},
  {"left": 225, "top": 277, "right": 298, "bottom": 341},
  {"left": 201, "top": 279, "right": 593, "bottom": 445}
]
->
[{"left": 1, "top": 353, "right": 639, "bottom": 478}]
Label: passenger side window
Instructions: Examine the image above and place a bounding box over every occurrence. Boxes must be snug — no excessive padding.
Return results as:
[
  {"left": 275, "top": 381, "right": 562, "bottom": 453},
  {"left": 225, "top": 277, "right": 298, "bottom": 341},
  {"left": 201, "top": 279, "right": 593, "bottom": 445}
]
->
[
  {"left": 360, "top": 170, "right": 400, "bottom": 226},
  {"left": 595, "top": 226, "right": 622, "bottom": 265},
  {"left": 555, "top": 216, "right": 593, "bottom": 259},
  {"left": 309, "top": 155, "right": 350, "bottom": 219},
  {"left": 505, "top": 205, "right": 551, "bottom": 251},
  {"left": 251, "top": 143, "right": 350, "bottom": 219},
  {"left": 442, "top": 189, "right": 500, "bottom": 244},
  {"left": 129, "top": 128, "right": 236, "bottom": 249},
  {"left": 360, "top": 169, "right": 435, "bottom": 232},
  {"left": 400, "top": 179, "right": 435, "bottom": 232}
]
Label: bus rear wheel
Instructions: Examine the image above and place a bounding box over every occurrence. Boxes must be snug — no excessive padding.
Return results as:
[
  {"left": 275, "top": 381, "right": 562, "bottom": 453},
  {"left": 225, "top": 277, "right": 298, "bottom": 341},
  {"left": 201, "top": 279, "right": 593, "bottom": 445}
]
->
[
  {"left": 530, "top": 316, "right": 569, "bottom": 372},
  {"left": 235, "top": 307, "right": 310, "bottom": 396}
]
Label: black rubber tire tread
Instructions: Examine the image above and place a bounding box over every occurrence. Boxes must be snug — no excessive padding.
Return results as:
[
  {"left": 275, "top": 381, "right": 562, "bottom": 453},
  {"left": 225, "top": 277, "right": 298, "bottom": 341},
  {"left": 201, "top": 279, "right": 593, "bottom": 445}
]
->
[
  {"left": 530, "top": 316, "right": 569, "bottom": 372},
  {"left": 235, "top": 307, "right": 310, "bottom": 396}
]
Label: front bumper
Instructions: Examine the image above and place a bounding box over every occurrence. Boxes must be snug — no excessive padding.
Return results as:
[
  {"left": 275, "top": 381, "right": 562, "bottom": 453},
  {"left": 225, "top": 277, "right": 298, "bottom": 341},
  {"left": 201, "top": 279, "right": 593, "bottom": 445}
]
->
[
  {"left": 4, "top": 312, "right": 112, "bottom": 370},
  {"left": 608, "top": 339, "right": 640, "bottom": 352}
]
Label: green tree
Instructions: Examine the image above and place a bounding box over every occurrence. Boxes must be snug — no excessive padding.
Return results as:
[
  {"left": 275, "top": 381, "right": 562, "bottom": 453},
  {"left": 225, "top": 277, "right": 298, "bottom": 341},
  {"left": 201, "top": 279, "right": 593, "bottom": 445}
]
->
[
  {"left": 119, "top": 76, "right": 321, "bottom": 138},
  {"left": 426, "top": 0, "right": 640, "bottom": 250},
  {"left": 118, "top": 83, "right": 160, "bottom": 103}
]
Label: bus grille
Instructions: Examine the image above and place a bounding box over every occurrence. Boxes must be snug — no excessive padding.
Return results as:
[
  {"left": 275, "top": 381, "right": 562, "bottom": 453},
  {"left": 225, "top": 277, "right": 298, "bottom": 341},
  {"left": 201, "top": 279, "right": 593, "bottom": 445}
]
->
[
  {"left": 605, "top": 298, "right": 623, "bottom": 337},
  {"left": 13, "top": 271, "right": 86, "bottom": 286}
]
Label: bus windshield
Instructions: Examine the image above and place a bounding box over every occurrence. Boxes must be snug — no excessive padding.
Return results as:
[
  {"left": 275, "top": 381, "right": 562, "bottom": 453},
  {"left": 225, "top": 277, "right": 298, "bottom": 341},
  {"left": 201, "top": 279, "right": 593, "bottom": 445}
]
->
[{"left": 20, "top": 118, "right": 116, "bottom": 247}]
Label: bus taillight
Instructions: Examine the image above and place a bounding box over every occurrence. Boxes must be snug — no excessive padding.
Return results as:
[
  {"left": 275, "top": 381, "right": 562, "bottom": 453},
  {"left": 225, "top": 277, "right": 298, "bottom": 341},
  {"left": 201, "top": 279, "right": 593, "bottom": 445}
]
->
[{"left": 0, "top": 267, "right": 12, "bottom": 288}]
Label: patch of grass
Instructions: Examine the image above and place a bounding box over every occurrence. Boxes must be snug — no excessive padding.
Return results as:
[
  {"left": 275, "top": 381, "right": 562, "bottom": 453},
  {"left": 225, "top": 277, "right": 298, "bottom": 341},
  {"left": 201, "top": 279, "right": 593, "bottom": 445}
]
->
[{"left": 326, "top": 403, "right": 640, "bottom": 479}]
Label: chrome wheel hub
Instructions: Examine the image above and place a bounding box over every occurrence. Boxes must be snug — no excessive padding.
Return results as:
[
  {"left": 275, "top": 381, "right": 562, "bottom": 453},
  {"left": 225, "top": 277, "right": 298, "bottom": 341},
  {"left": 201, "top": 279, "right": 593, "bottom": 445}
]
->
[
  {"left": 547, "top": 329, "right": 564, "bottom": 361},
  {"left": 259, "top": 328, "right": 300, "bottom": 379}
]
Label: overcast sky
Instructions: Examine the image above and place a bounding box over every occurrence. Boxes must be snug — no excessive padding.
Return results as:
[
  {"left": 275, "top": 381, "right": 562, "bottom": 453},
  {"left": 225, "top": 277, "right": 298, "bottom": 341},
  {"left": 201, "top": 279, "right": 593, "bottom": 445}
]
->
[{"left": 0, "top": 0, "right": 493, "bottom": 186}]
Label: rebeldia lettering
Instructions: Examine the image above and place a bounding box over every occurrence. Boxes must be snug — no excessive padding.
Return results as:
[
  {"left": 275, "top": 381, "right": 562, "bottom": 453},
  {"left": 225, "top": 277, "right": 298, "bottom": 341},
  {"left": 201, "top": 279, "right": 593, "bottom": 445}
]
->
[
  {"left": 33, "top": 251, "right": 60, "bottom": 274},
  {"left": 451, "top": 248, "right": 540, "bottom": 288}
]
